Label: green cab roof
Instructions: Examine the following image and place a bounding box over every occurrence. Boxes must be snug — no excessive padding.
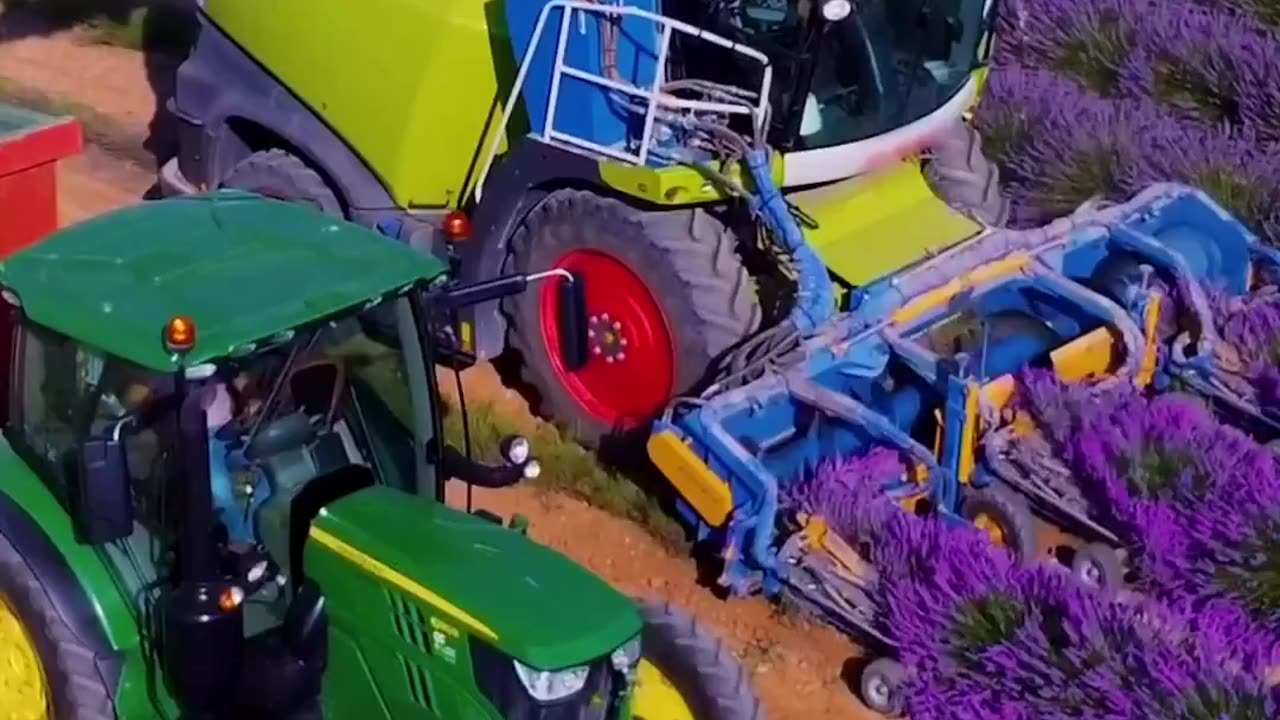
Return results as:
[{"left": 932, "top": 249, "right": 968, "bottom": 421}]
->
[{"left": 0, "top": 191, "right": 448, "bottom": 372}]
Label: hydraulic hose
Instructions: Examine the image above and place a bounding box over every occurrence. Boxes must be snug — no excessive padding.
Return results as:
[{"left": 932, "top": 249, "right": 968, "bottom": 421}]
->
[{"left": 744, "top": 148, "right": 835, "bottom": 336}]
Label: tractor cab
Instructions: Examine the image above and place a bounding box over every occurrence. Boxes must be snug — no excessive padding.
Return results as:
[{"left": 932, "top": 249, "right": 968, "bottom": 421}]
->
[
  {"left": 665, "top": 0, "right": 998, "bottom": 151},
  {"left": 0, "top": 192, "right": 763, "bottom": 720}
]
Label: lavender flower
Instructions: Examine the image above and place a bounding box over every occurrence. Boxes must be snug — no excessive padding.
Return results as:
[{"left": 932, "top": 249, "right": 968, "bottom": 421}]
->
[
  {"left": 789, "top": 441, "right": 1278, "bottom": 718},
  {"left": 1016, "top": 370, "right": 1280, "bottom": 668}
]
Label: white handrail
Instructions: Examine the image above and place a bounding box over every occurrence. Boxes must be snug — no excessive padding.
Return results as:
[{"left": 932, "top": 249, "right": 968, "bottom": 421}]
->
[{"left": 473, "top": 0, "right": 773, "bottom": 202}]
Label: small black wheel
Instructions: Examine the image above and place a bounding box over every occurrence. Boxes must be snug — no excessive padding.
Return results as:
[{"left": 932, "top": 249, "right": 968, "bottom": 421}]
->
[
  {"left": 220, "top": 149, "right": 344, "bottom": 217},
  {"left": 960, "top": 482, "right": 1040, "bottom": 565},
  {"left": 0, "top": 532, "right": 116, "bottom": 719},
  {"left": 632, "top": 600, "right": 764, "bottom": 720},
  {"left": 1072, "top": 542, "right": 1126, "bottom": 593},
  {"left": 859, "top": 656, "right": 908, "bottom": 717}
]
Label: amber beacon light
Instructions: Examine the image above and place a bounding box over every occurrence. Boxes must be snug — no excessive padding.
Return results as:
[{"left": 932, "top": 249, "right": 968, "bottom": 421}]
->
[{"left": 164, "top": 316, "right": 197, "bottom": 354}]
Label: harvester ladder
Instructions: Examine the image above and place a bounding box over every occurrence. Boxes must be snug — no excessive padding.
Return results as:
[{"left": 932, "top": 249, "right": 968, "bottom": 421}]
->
[{"left": 474, "top": 0, "right": 774, "bottom": 201}]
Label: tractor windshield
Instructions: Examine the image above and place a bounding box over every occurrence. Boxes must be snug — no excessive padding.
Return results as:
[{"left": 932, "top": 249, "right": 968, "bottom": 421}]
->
[{"left": 668, "top": 0, "right": 995, "bottom": 151}]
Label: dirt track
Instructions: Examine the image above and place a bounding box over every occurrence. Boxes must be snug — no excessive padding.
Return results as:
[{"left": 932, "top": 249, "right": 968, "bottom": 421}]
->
[{"left": 1, "top": 15, "right": 879, "bottom": 720}]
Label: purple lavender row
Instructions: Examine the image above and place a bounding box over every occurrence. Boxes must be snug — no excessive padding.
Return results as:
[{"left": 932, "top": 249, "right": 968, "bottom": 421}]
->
[
  {"left": 974, "top": 67, "right": 1280, "bottom": 241},
  {"left": 787, "top": 446, "right": 1278, "bottom": 718},
  {"left": 1016, "top": 370, "right": 1280, "bottom": 671},
  {"left": 996, "top": 0, "right": 1280, "bottom": 141}
]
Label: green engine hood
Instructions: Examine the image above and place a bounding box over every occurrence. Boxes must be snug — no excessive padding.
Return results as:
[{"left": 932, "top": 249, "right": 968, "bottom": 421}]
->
[{"left": 307, "top": 485, "right": 642, "bottom": 670}]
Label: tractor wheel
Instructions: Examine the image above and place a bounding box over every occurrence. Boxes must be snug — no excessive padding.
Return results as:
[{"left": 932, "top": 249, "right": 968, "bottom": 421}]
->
[
  {"left": 923, "top": 120, "right": 1010, "bottom": 227},
  {"left": 220, "top": 149, "right": 344, "bottom": 217},
  {"left": 858, "top": 656, "right": 908, "bottom": 717},
  {"left": 0, "top": 533, "right": 115, "bottom": 720},
  {"left": 632, "top": 600, "right": 764, "bottom": 720},
  {"left": 960, "top": 482, "right": 1039, "bottom": 565},
  {"left": 1071, "top": 542, "right": 1126, "bottom": 594},
  {"left": 505, "top": 190, "right": 761, "bottom": 447}
]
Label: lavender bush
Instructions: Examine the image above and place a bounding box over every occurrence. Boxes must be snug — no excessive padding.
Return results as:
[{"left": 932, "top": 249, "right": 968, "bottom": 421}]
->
[
  {"left": 789, "top": 448, "right": 1278, "bottom": 717},
  {"left": 981, "top": 0, "right": 1280, "bottom": 243},
  {"left": 1016, "top": 369, "right": 1280, "bottom": 669}
]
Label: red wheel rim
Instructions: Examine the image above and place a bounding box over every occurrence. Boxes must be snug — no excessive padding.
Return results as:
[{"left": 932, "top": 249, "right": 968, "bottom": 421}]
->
[{"left": 540, "top": 249, "right": 676, "bottom": 428}]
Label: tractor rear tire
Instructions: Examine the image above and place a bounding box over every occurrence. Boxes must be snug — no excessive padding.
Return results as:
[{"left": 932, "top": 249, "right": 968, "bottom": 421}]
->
[
  {"left": 505, "top": 190, "right": 761, "bottom": 447},
  {"left": 0, "top": 532, "right": 115, "bottom": 720},
  {"left": 633, "top": 600, "right": 764, "bottom": 720},
  {"left": 923, "top": 120, "right": 1010, "bottom": 227},
  {"left": 220, "top": 149, "right": 344, "bottom": 218},
  {"left": 960, "top": 482, "right": 1039, "bottom": 566}
]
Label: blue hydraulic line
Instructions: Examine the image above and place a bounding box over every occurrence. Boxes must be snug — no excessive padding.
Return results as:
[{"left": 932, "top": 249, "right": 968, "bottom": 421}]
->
[{"left": 744, "top": 149, "right": 835, "bottom": 336}]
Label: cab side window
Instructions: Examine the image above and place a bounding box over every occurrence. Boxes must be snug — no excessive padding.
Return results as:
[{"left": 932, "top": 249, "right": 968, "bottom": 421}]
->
[
  {"left": 10, "top": 324, "right": 87, "bottom": 501},
  {"left": 8, "top": 323, "right": 174, "bottom": 529}
]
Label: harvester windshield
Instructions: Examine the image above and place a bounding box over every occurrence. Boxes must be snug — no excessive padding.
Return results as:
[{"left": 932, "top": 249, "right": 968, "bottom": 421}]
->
[{"left": 668, "top": 0, "right": 995, "bottom": 150}]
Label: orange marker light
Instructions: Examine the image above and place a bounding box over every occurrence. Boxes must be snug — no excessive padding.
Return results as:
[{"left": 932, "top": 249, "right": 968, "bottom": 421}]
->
[
  {"left": 443, "top": 210, "right": 473, "bottom": 242},
  {"left": 218, "top": 586, "right": 245, "bottom": 613},
  {"left": 165, "top": 316, "right": 197, "bottom": 353}
]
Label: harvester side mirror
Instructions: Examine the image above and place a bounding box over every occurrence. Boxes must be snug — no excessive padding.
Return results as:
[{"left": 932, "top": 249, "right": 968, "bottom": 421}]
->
[
  {"left": 73, "top": 420, "right": 135, "bottom": 544},
  {"left": 432, "top": 270, "right": 588, "bottom": 371}
]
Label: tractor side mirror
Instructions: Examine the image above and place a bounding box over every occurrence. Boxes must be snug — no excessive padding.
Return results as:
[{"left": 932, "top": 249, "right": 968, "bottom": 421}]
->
[{"left": 74, "top": 420, "right": 134, "bottom": 544}]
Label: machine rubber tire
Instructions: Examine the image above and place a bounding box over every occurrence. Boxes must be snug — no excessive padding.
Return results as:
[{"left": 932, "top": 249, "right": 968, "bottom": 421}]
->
[
  {"left": 0, "top": 532, "right": 115, "bottom": 720},
  {"left": 960, "top": 482, "right": 1039, "bottom": 565},
  {"left": 1071, "top": 542, "right": 1126, "bottom": 594},
  {"left": 634, "top": 600, "right": 764, "bottom": 720},
  {"left": 220, "top": 149, "right": 344, "bottom": 217},
  {"left": 923, "top": 120, "right": 1011, "bottom": 227},
  {"left": 858, "top": 656, "right": 908, "bottom": 717},
  {"left": 505, "top": 190, "right": 761, "bottom": 447}
]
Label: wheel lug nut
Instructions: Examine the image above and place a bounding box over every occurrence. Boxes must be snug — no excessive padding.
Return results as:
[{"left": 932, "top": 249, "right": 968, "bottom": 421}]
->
[
  {"left": 590, "top": 315, "right": 599, "bottom": 323},
  {"left": 612, "top": 321, "right": 621, "bottom": 331},
  {"left": 588, "top": 329, "right": 595, "bottom": 337},
  {"left": 592, "top": 347, "right": 602, "bottom": 355},
  {"left": 617, "top": 352, "right": 626, "bottom": 361},
  {"left": 605, "top": 356, "right": 615, "bottom": 363},
  {"left": 601, "top": 312, "right": 610, "bottom": 321},
  {"left": 620, "top": 338, "right": 628, "bottom": 347}
]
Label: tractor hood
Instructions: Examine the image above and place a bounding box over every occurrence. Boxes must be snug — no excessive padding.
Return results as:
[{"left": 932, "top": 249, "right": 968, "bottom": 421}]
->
[{"left": 306, "top": 485, "right": 642, "bottom": 670}]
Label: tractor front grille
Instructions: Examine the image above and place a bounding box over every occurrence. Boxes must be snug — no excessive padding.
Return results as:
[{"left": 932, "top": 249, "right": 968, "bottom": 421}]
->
[{"left": 470, "top": 639, "right": 620, "bottom": 720}]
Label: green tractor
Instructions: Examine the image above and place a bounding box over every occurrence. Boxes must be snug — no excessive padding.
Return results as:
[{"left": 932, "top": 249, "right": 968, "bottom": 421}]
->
[
  {"left": 0, "top": 192, "right": 761, "bottom": 719},
  {"left": 160, "top": 0, "right": 1007, "bottom": 447}
]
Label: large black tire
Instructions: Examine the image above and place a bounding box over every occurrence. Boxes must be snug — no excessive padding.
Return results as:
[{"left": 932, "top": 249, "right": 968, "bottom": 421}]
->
[
  {"left": 923, "top": 120, "right": 1011, "bottom": 227},
  {"left": 634, "top": 600, "right": 764, "bottom": 720},
  {"left": 960, "top": 482, "right": 1040, "bottom": 565},
  {"left": 505, "top": 190, "right": 761, "bottom": 447},
  {"left": 220, "top": 149, "right": 344, "bottom": 218},
  {"left": 0, "top": 532, "right": 115, "bottom": 720}
]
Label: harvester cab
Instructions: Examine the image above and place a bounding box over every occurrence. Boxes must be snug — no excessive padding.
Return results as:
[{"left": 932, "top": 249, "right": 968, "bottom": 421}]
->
[
  {"left": 660, "top": 0, "right": 997, "bottom": 155},
  {"left": 0, "top": 193, "right": 761, "bottom": 720}
]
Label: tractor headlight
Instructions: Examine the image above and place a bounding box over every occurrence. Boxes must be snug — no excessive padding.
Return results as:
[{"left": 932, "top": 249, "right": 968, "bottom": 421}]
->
[
  {"left": 822, "top": 0, "right": 852, "bottom": 22},
  {"left": 512, "top": 660, "right": 591, "bottom": 702},
  {"left": 610, "top": 637, "right": 641, "bottom": 672},
  {"left": 501, "top": 435, "right": 531, "bottom": 465}
]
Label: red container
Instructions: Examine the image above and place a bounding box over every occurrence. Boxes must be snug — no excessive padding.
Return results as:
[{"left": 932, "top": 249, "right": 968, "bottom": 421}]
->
[{"left": 0, "top": 105, "right": 84, "bottom": 258}]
